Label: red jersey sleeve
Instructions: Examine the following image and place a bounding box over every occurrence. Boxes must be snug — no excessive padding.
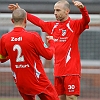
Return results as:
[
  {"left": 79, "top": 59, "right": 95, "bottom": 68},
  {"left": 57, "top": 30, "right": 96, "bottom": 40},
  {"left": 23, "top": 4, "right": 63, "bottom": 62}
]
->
[
  {"left": 32, "top": 32, "right": 55, "bottom": 60},
  {"left": 73, "top": 6, "right": 90, "bottom": 35},
  {"left": 0, "top": 57, "right": 9, "bottom": 63},
  {"left": 80, "top": 6, "right": 90, "bottom": 28},
  {"left": 0, "top": 34, "right": 8, "bottom": 57},
  {"left": 0, "top": 35, "right": 9, "bottom": 63},
  {"left": 27, "top": 13, "right": 54, "bottom": 35}
]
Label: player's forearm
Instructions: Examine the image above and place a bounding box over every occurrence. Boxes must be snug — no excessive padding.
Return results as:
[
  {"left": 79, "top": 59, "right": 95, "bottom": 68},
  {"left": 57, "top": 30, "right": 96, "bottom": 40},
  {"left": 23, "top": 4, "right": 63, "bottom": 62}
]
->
[
  {"left": 42, "top": 40, "right": 55, "bottom": 60},
  {"left": 0, "top": 59, "right": 9, "bottom": 63},
  {"left": 48, "top": 40, "right": 55, "bottom": 53},
  {"left": 27, "top": 13, "right": 43, "bottom": 27},
  {"left": 80, "top": 6, "right": 90, "bottom": 24}
]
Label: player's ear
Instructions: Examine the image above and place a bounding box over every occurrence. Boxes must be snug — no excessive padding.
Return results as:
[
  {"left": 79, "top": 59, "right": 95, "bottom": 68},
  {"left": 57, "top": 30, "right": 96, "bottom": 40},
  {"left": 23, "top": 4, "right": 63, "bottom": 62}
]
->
[
  {"left": 24, "top": 17, "right": 27, "bottom": 24},
  {"left": 11, "top": 18, "right": 14, "bottom": 23},
  {"left": 66, "top": 9, "right": 70, "bottom": 14}
]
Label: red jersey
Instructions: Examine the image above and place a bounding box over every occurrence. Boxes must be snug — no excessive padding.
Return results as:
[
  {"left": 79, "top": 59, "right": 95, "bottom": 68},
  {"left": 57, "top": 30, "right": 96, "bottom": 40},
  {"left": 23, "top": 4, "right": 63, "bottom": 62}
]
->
[
  {"left": 27, "top": 7, "right": 90, "bottom": 76},
  {"left": 0, "top": 27, "right": 55, "bottom": 95}
]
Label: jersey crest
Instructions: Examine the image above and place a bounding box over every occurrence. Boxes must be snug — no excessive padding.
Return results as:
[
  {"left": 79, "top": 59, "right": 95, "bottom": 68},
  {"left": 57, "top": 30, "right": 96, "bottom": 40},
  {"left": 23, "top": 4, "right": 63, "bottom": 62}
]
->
[{"left": 62, "top": 30, "right": 66, "bottom": 36}]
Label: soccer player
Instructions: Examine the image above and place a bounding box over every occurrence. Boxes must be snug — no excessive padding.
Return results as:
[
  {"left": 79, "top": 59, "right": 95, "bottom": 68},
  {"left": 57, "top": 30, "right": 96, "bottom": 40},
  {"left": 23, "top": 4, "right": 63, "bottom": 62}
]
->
[
  {"left": 0, "top": 8, "right": 59, "bottom": 100},
  {"left": 8, "top": 0, "right": 90, "bottom": 100}
]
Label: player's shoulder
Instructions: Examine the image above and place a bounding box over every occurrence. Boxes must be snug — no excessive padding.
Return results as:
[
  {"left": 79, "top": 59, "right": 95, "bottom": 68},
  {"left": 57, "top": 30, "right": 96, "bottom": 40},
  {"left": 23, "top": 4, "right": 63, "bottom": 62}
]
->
[
  {"left": 1, "top": 32, "right": 9, "bottom": 39},
  {"left": 69, "top": 18, "right": 76, "bottom": 22},
  {"left": 26, "top": 30, "right": 41, "bottom": 38},
  {"left": 70, "top": 17, "right": 82, "bottom": 22},
  {"left": 69, "top": 18, "right": 80, "bottom": 25}
]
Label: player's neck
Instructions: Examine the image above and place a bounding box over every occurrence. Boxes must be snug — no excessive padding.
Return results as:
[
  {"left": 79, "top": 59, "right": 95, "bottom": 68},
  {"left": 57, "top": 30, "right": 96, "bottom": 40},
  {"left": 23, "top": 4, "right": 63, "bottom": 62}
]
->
[
  {"left": 14, "top": 25, "right": 25, "bottom": 28},
  {"left": 60, "top": 15, "right": 69, "bottom": 22}
]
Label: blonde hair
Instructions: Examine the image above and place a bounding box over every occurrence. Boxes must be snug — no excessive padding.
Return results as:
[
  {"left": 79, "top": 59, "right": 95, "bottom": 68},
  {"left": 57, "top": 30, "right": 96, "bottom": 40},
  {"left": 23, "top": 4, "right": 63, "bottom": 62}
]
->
[{"left": 12, "top": 8, "right": 26, "bottom": 24}]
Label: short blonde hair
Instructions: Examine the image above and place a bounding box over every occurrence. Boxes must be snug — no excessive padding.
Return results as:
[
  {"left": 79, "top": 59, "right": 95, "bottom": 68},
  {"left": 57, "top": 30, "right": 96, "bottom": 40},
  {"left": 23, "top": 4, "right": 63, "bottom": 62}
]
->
[{"left": 12, "top": 8, "right": 26, "bottom": 24}]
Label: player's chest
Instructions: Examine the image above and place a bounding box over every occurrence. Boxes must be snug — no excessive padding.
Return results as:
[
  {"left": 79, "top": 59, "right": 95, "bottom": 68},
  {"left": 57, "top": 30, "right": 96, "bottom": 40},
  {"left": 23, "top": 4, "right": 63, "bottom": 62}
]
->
[{"left": 52, "top": 22, "right": 74, "bottom": 42}]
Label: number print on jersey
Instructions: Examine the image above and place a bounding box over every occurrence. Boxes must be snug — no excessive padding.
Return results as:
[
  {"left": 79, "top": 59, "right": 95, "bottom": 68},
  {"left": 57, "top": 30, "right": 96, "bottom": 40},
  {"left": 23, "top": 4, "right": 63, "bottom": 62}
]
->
[
  {"left": 13, "top": 44, "right": 24, "bottom": 62},
  {"left": 68, "top": 85, "right": 75, "bottom": 92},
  {"left": 68, "top": 85, "right": 75, "bottom": 90}
]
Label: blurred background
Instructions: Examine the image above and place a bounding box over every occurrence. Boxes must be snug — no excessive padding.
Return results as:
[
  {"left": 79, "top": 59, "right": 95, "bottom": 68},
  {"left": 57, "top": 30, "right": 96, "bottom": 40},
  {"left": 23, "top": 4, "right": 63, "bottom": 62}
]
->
[{"left": 0, "top": 0, "right": 100, "bottom": 100}]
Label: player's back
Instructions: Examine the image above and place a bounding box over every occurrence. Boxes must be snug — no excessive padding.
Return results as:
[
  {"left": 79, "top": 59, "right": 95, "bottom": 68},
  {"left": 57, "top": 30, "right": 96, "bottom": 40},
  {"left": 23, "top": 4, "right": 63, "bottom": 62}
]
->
[
  {"left": 3, "top": 27, "right": 40, "bottom": 69},
  {"left": 1, "top": 27, "right": 51, "bottom": 94}
]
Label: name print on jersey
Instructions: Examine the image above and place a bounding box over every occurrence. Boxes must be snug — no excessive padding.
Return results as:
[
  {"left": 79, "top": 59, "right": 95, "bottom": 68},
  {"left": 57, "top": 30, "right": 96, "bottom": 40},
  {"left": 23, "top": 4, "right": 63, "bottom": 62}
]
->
[{"left": 11, "top": 37, "right": 22, "bottom": 41}]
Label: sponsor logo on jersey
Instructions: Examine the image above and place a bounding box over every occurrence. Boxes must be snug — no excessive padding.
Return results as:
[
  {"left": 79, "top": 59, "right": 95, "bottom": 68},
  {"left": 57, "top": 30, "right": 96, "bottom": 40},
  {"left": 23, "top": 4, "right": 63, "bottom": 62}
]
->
[{"left": 15, "top": 64, "right": 30, "bottom": 68}]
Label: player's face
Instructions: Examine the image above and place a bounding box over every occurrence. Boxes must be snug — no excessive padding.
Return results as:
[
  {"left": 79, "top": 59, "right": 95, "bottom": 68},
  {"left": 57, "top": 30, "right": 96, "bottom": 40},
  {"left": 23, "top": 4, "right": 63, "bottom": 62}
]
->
[{"left": 54, "top": 3, "right": 69, "bottom": 22}]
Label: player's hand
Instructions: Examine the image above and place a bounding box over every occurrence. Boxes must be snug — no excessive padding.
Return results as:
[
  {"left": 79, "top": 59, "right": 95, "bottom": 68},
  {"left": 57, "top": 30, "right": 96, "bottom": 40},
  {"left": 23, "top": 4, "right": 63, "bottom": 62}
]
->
[
  {"left": 72, "top": 0, "right": 84, "bottom": 8},
  {"left": 46, "top": 36, "right": 53, "bottom": 42},
  {"left": 8, "top": 3, "right": 20, "bottom": 11}
]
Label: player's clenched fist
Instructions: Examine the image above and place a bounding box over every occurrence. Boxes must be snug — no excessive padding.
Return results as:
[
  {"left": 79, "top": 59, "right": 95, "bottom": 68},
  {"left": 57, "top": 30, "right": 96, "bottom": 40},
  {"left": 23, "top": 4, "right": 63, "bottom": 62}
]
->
[
  {"left": 72, "top": 0, "right": 84, "bottom": 8},
  {"left": 46, "top": 36, "right": 54, "bottom": 42},
  {"left": 8, "top": 3, "right": 20, "bottom": 11}
]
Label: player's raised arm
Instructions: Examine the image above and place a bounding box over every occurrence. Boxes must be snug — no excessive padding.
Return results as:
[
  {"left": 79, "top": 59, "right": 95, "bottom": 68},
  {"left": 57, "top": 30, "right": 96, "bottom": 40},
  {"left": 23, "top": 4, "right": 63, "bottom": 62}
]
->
[
  {"left": 72, "top": 0, "right": 90, "bottom": 27},
  {"left": 8, "top": 3, "right": 45, "bottom": 29},
  {"left": 33, "top": 33, "right": 54, "bottom": 60},
  {"left": 72, "top": 0, "right": 84, "bottom": 8},
  {"left": 8, "top": 3, "right": 20, "bottom": 11}
]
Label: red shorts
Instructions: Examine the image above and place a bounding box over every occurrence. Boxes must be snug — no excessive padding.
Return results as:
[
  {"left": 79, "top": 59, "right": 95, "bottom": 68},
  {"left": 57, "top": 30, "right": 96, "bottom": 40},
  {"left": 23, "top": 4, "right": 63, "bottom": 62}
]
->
[
  {"left": 19, "top": 83, "right": 59, "bottom": 100},
  {"left": 54, "top": 75, "right": 80, "bottom": 96},
  {"left": 38, "top": 83, "right": 59, "bottom": 100}
]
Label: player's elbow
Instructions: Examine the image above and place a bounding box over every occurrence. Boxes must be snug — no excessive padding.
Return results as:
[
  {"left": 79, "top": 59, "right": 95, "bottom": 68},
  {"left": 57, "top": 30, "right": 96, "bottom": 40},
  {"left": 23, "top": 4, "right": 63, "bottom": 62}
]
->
[
  {"left": 0, "top": 59, "right": 9, "bottom": 63},
  {"left": 86, "top": 15, "right": 90, "bottom": 23},
  {"left": 87, "top": 16, "right": 90, "bottom": 23},
  {"left": 46, "top": 53, "right": 53, "bottom": 60}
]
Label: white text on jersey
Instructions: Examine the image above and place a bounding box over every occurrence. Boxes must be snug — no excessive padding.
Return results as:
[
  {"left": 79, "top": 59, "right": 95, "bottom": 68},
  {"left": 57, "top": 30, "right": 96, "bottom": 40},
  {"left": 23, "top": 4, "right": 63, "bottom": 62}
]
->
[
  {"left": 11, "top": 37, "right": 22, "bottom": 42},
  {"left": 15, "top": 64, "right": 29, "bottom": 68}
]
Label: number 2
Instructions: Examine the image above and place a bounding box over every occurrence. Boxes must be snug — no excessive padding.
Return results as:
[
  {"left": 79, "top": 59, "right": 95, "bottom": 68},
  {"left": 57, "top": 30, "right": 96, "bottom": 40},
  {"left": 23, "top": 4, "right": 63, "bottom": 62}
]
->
[{"left": 13, "top": 44, "right": 24, "bottom": 62}]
